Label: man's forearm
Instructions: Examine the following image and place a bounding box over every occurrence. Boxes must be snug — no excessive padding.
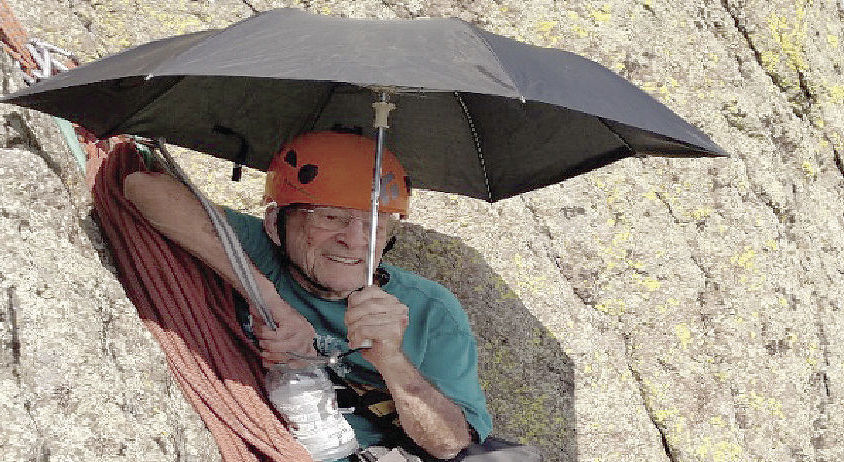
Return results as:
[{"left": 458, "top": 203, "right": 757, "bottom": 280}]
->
[
  {"left": 375, "top": 355, "right": 471, "bottom": 459},
  {"left": 123, "top": 172, "right": 280, "bottom": 306}
]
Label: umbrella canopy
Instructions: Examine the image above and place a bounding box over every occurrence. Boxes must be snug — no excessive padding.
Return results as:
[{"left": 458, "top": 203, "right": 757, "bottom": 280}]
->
[{"left": 3, "top": 8, "right": 726, "bottom": 203}]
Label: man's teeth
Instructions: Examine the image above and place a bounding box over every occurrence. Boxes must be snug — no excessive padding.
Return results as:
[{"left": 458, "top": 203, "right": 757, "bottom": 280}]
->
[{"left": 326, "top": 255, "right": 361, "bottom": 264}]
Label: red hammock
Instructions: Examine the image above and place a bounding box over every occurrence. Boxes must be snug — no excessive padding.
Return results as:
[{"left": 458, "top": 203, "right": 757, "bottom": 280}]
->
[{"left": 1, "top": 3, "right": 312, "bottom": 460}]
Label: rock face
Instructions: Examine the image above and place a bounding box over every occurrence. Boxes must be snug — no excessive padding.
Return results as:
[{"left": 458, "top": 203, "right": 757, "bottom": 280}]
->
[
  {"left": 1, "top": 1, "right": 843, "bottom": 461},
  {"left": 0, "top": 57, "right": 221, "bottom": 461}
]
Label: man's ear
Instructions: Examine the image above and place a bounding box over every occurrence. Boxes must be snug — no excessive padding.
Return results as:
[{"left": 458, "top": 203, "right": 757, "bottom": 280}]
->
[{"left": 263, "top": 203, "right": 282, "bottom": 247}]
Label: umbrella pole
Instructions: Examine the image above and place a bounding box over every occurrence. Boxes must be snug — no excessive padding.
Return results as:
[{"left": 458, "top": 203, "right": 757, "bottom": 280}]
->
[{"left": 366, "top": 91, "right": 396, "bottom": 287}]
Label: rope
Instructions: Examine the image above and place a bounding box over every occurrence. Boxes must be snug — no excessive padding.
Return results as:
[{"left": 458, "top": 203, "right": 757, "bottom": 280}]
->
[
  {"left": 0, "top": 2, "right": 78, "bottom": 85},
  {"left": 25, "top": 37, "right": 78, "bottom": 83},
  {"left": 0, "top": 0, "right": 35, "bottom": 76}
]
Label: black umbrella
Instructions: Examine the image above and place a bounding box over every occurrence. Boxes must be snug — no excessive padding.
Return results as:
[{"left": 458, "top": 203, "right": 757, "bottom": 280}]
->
[
  {"left": 4, "top": 8, "right": 725, "bottom": 193},
  {"left": 3, "top": 7, "right": 726, "bottom": 291}
]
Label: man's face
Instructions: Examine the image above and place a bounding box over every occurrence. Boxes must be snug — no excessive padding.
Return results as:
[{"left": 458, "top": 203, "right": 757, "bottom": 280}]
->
[{"left": 283, "top": 206, "right": 394, "bottom": 299}]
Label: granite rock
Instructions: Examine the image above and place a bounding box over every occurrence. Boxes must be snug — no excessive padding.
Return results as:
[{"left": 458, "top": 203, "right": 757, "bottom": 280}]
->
[{"left": 2, "top": 0, "right": 843, "bottom": 461}]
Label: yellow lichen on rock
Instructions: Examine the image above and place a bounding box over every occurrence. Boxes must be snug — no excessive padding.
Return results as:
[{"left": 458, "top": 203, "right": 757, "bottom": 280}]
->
[
  {"left": 827, "top": 84, "right": 844, "bottom": 104},
  {"left": 730, "top": 246, "right": 756, "bottom": 271},
  {"left": 675, "top": 322, "right": 692, "bottom": 349},
  {"left": 589, "top": 3, "right": 612, "bottom": 23},
  {"left": 764, "top": 3, "right": 808, "bottom": 76},
  {"left": 632, "top": 274, "right": 661, "bottom": 291},
  {"left": 800, "top": 160, "right": 817, "bottom": 179},
  {"left": 594, "top": 298, "right": 626, "bottom": 316},
  {"left": 694, "top": 437, "right": 744, "bottom": 462}
]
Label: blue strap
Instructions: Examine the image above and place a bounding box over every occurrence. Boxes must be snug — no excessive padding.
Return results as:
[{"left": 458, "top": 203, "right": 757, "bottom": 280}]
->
[{"left": 52, "top": 116, "right": 86, "bottom": 172}]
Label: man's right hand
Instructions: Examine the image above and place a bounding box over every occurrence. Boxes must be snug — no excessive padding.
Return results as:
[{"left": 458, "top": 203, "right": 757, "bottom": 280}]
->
[{"left": 251, "top": 301, "right": 317, "bottom": 368}]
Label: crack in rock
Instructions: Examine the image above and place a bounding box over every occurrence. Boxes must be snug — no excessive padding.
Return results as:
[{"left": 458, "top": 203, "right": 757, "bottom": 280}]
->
[
  {"left": 720, "top": 1, "right": 770, "bottom": 82},
  {"left": 622, "top": 333, "right": 677, "bottom": 462},
  {"left": 720, "top": 0, "right": 812, "bottom": 118},
  {"left": 240, "top": 0, "right": 258, "bottom": 15},
  {"left": 23, "top": 401, "right": 50, "bottom": 462},
  {"left": 519, "top": 196, "right": 595, "bottom": 307},
  {"left": 653, "top": 191, "right": 680, "bottom": 223},
  {"left": 172, "top": 425, "right": 184, "bottom": 462},
  {"left": 750, "top": 182, "right": 795, "bottom": 227},
  {"left": 70, "top": 9, "right": 94, "bottom": 32},
  {"left": 831, "top": 142, "right": 844, "bottom": 179},
  {"left": 816, "top": 321, "right": 833, "bottom": 401},
  {"left": 822, "top": 372, "right": 831, "bottom": 399},
  {"left": 809, "top": 321, "right": 834, "bottom": 454},
  {"left": 2, "top": 113, "right": 79, "bottom": 200},
  {"left": 689, "top": 254, "right": 715, "bottom": 311},
  {"left": 4, "top": 112, "right": 43, "bottom": 152},
  {"left": 795, "top": 69, "right": 815, "bottom": 108},
  {"left": 6, "top": 286, "right": 22, "bottom": 382}
]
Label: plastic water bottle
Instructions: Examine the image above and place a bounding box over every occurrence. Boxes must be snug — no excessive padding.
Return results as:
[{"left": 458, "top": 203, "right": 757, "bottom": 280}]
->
[{"left": 266, "top": 363, "right": 359, "bottom": 461}]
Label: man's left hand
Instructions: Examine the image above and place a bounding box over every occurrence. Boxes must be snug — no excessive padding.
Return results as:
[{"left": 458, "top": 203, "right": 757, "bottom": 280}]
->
[{"left": 346, "top": 286, "right": 409, "bottom": 366}]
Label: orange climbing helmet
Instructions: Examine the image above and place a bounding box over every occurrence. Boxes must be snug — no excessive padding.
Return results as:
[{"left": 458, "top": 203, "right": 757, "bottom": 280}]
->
[{"left": 265, "top": 132, "right": 410, "bottom": 217}]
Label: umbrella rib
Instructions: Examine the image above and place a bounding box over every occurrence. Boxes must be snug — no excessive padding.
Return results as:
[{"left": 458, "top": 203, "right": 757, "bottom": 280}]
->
[
  {"left": 455, "top": 91, "right": 492, "bottom": 201},
  {"left": 597, "top": 117, "right": 725, "bottom": 157},
  {"left": 145, "top": 13, "right": 262, "bottom": 78},
  {"left": 596, "top": 116, "right": 638, "bottom": 158},
  {"left": 460, "top": 20, "right": 523, "bottom": 98},
  {"left": 304, "top": 82, "right": 339, "bottom": 133},
  {"left": 101, "top": 75, "right": 186, "bottom": 137}
]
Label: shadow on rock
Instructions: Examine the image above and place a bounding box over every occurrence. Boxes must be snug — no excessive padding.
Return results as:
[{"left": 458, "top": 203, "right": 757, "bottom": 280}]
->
[
  {"left": 79, "top": 209, "right": 120, "bottom": 281},
  {"left": 386, "top": 222, "right": 577, "bottom": 462}
]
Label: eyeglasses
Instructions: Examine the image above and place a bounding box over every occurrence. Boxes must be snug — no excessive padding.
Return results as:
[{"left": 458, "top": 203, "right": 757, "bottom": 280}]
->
[{"left": 293, "top": 207, "right": 393, "bottom": 234}]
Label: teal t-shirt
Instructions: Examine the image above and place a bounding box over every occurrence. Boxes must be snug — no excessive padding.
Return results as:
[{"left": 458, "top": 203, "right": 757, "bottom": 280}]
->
[{"left": 223, "top": 208, "right": 492, "bottom": 456}]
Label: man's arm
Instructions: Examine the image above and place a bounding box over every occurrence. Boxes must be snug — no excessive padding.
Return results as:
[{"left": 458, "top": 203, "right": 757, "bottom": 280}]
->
[
  {"left": 123, "top": 172, "right": 315, "bottom": 360},
  {"left": 346, "top": 287, "right": 472, "bottom": 459},
  {"left": 378, "top": 355, "right": 473, "bottom": 458}
]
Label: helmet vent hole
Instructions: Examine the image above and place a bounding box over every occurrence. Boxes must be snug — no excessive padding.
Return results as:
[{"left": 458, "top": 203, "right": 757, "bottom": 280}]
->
[
  {"left": 285, "top": 149, "right": 297, "bottom": 167},
  {"left": 298, "top": 164, "right": 319, "bottom": 184}
]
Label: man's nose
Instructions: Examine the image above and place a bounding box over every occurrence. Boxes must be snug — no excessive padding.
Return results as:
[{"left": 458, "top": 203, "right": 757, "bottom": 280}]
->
[{"left": 337, "top": 217, "right": 369, "bottom": 247}]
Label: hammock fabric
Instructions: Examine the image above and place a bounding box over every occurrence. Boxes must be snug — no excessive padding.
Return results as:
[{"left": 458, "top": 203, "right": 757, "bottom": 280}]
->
[{"left": 0, "top": 4, "right": 312, "bottom": 461}]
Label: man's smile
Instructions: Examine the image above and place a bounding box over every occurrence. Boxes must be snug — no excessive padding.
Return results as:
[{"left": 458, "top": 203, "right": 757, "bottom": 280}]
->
[{"left": 324, "top": 254, "right": 363, "bottom": 265}]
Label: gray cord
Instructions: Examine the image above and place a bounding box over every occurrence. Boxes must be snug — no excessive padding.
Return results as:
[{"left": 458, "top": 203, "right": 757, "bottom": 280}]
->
[{"left": 155, "top": 139, "right": 277, "bottom": 330}]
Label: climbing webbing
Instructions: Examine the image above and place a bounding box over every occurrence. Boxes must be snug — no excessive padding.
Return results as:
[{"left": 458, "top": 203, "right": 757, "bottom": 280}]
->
[{"left": 0, "top": 4, "right": 312, "bottom": 461}]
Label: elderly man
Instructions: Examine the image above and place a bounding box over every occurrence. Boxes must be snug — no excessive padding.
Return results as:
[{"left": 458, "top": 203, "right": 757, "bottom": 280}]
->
[{"left": 124, "top": 131, "right": 491, "bottom": 461}]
